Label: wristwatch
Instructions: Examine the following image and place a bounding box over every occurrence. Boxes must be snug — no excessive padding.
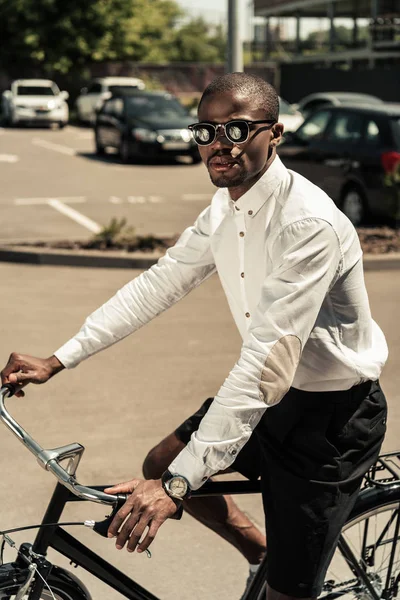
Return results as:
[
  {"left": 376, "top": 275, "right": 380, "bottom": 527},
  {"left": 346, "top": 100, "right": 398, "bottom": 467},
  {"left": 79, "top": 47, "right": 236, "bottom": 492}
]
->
[{"left": 161, "top": 470, "right": 191, "bottom": 501}]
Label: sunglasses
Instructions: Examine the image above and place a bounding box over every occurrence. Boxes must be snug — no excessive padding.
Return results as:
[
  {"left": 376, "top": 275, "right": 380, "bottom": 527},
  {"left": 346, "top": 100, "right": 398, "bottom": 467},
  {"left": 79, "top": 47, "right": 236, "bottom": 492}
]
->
[{"left": 188, "top": 119, "right": 276, "bottom": 146}]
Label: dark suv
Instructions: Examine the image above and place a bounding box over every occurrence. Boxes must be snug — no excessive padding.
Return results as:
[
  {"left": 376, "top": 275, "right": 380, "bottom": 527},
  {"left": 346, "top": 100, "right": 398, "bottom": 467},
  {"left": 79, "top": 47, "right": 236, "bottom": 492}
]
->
[
  {"left": 278, "top": 104, "right": 400, "bottom": 225},
  {"left": 94, "top": 90, "right": 200, "bottom": 164}
]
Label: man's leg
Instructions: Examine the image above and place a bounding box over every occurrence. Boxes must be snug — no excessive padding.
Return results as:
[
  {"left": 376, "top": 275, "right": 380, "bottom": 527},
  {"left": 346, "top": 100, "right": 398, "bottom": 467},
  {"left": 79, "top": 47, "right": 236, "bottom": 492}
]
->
[{"left": 142, "top": 431, "right": 266, "bottom": 565}]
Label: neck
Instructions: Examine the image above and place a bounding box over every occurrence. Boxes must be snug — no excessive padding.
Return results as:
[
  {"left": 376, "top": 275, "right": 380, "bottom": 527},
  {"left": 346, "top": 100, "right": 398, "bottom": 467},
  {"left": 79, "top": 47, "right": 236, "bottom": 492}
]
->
[{"left": 229, "top": 151, "right": 276, "bottom": 202}]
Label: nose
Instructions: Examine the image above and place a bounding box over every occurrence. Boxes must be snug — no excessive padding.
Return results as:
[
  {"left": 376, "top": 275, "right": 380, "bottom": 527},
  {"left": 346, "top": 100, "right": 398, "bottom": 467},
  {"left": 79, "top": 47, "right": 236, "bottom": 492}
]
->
[{"left": 211, "top": 124, "right": 232, "bottom": 149}]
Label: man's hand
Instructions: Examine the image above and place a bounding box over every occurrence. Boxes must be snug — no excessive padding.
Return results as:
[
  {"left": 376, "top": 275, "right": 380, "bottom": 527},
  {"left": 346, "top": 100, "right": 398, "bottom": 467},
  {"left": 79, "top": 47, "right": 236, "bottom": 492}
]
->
[
  {"left": 104, "top": 478, "right": 180, "bottom": 554},
  {"left": 1, "top": 353, "right": 64, "bottom": 397}
]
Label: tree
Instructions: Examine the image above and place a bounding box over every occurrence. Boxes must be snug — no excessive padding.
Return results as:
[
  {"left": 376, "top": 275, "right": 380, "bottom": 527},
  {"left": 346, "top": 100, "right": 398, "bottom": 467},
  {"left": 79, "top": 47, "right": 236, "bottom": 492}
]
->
[
  {"left": 171, "top": 19, "right": 226, "bottom": 63},
  {"left": 0, "top": 0, "right": 183, "bottom": 75},
  {"left": 0, "top": 0, "right": 226, "bottom": 76}
]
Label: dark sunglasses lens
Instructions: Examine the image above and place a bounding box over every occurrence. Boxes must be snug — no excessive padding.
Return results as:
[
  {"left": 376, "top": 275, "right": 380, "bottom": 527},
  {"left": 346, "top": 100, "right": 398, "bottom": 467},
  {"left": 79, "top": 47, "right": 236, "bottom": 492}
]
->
[
  {"left": 226, "top": 121, "right": 248, "bottom": 143},
  {"left": 192, "top": 124, "right": 215, "bottom": 145}
]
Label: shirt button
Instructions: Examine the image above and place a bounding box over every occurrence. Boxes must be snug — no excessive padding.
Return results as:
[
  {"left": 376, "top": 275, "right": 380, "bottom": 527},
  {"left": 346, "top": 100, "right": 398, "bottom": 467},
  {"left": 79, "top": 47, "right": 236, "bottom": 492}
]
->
[
  {"left": 241, "top": 272, "right": 245, "bottom": 278},
  {"left": 239, "top": 231, "right": 245, "bottom": 237},
  {"left": 235, "top": 205, "right": 240, "bottom": 211},
  {"left": 245, "top": 312, "right": 250, "bottom": 318},
  {"left": 231, "top": 449, "right": 237, "bottom": 455},
  {"left": 248, "top": 210, "right": 253, "bottom": 215},
  {"left": 202, "top": 476, "right": 208, "bottom": 482}
]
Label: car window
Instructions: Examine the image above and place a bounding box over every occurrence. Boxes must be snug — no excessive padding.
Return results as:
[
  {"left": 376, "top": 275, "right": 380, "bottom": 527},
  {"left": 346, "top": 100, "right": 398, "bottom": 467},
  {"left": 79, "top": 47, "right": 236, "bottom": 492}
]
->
[
  {"left": 16, "top": 86, "right": 55, "bottom": 96},
  {"left": 302, "top": 99, "right": 331, "bottom": 113},
  {"left": 125, "top": 95, "right": 187, "bottom": 119},
  {"left": 364, "top": 119, "right": 381, "bottom": 145},
  {"left": 108, "top": 85, "right": 141, "bottom": 94},
  {"left": 295, "top": 110, "right": 331, "bottom": 141},
  {"left": 325, "top": 112, "right": 364, "bottom": 144},
  {"left": 87, "top": 83, "right": 102, "bottom": 94}
]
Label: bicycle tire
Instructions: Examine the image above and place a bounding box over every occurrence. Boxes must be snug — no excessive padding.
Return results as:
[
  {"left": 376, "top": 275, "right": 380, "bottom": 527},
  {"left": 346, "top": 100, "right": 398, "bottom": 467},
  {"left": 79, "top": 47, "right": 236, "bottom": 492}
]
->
[
  {"left": 321, "top": 483, "right": 400, "bottom": 600},
  {"left": 0, "top": 566, "right": 92, "bottom": 600}
]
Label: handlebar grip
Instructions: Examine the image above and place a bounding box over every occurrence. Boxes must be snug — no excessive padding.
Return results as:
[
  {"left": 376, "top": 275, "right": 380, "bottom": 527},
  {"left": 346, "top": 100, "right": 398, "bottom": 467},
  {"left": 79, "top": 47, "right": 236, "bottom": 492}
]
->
[
  {"left": 93, "top": 494, "right": 127, "bottom": 537},
  {"left": 2, "top": 383, "right": 16, "bottom": 397}
]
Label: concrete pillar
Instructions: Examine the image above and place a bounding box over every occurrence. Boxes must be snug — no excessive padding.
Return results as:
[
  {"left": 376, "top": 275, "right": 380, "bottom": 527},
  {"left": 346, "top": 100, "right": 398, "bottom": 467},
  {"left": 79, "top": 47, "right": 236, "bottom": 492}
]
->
[
  {"left": 328, "top": 2, "right": 335, "bottom": 53},
  {"left": 296, "top": 13, "right": 301, "bottom": 54}
]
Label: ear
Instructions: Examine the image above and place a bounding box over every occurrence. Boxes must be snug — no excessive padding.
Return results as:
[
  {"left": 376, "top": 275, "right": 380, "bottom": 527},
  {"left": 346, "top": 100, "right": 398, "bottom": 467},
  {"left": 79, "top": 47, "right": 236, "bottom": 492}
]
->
[{"left": 270, "top": 122, "right": 284, "bottom": 147}]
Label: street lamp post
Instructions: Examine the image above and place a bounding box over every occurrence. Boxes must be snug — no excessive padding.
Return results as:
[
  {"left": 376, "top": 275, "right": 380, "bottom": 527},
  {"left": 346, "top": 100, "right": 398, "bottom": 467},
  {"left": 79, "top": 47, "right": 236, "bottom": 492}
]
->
[{"left": 227, "top": 0, "right": 243, "bottom": 73}]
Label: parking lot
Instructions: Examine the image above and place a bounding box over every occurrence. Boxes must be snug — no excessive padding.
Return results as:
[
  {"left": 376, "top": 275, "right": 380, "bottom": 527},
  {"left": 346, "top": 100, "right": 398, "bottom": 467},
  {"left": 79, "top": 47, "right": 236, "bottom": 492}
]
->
[
  {"left": 1, "top": 120, "right": 400, "bottom": 600},
  {"left": 0, "top": 124, "right": 214, "bottom": 244}
]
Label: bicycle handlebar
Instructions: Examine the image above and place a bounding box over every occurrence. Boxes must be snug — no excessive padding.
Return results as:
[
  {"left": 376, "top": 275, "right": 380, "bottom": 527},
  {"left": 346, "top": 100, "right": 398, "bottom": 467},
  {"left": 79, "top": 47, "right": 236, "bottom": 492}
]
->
[{"left": 0, "top": 384, "right": 120, "bottom": 506}]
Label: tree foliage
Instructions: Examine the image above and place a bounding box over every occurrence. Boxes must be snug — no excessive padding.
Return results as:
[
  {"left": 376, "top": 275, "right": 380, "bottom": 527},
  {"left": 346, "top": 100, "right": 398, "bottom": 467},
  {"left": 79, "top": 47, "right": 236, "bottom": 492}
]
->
[{"left": 0, "top": 0, "right": 226, "bottom": 75}]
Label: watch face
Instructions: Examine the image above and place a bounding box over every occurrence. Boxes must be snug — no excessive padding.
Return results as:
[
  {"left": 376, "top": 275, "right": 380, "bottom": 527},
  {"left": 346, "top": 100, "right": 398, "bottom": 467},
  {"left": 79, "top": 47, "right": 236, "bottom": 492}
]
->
[{"left": 169, "top": 476, "right": 188, "bottom": 498}]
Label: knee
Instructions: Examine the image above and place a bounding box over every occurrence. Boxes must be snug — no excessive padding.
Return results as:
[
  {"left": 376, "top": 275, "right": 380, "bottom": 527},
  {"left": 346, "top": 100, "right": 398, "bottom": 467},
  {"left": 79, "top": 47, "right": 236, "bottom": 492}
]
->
[{"left": 142, "top": 434, "right": 184, "bottom": 480}]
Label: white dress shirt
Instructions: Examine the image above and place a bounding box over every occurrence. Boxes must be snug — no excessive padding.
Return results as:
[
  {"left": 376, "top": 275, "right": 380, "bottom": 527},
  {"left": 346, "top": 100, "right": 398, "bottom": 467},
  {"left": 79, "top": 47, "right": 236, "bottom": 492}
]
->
[{"left": 55, "top": 156, "right": 388, "bottom": 490}]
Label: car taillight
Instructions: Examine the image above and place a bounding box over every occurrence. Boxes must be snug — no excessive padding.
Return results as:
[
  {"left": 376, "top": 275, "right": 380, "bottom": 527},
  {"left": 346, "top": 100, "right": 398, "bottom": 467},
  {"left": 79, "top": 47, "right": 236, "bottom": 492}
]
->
[{"left": 381, "top": 151, "right": 400, "bottom": 174}]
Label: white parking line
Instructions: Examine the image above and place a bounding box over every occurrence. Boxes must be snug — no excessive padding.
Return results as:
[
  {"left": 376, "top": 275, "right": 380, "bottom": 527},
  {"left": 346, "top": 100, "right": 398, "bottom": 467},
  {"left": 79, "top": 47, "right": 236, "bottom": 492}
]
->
[
  {"left": 14, "top": 196, "right": 101, "bottom": 233},
  {"left": 32, "top": 138, "right": 77, "bottom": 156},
  {"left": 0, "top": 154, "right": 19, "bottom": 163},
  {"left": 47, "top": 199, "right": 101, "bottom": 233},
  {"left": 15, "top": 196, "right": 86, "bottom": 205}
]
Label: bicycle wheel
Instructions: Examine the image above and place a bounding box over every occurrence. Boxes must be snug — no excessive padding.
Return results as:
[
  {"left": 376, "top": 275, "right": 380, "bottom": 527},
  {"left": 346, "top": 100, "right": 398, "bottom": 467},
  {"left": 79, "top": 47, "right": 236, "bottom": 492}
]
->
[
  {"left": 0, "top": 567, "right": 91, "bottom": 600},
  {"left": 321, "top": 485, "right": 400, "bottom": 600}
]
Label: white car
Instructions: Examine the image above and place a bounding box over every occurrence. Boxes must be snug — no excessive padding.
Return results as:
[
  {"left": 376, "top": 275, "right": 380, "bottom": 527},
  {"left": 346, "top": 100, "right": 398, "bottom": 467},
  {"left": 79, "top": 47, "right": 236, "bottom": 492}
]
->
[
  {"left": 75, "top": 77, "right": 146, "bottom": 124},
  {"left": 2, "top": 79, "right": 69, "bottom": 128},
  {"left": 278, "top": 97, "right": 304, "bottom": 132}
]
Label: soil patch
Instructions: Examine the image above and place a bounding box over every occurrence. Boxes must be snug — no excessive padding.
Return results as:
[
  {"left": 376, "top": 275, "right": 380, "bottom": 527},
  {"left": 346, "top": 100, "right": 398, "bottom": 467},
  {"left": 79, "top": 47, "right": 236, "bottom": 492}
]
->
[{"left": 6, "top": 228, "right": 400, "bottom": 255}]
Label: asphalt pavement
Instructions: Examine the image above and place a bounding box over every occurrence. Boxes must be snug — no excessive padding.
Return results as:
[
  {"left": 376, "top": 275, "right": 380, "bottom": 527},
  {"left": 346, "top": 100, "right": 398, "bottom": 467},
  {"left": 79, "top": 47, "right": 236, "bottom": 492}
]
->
[
  {"left": 0, "top": 263, "right": 399, "bottom": 600},
  {"left": 0, "top": 124, "right": 214, "bottom": 244}
]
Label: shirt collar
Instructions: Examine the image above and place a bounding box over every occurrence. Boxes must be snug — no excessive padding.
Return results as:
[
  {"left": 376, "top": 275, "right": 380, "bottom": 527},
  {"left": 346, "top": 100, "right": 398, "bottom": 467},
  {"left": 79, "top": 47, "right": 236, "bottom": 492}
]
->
[{"left": 229, "top": 155, "right": 288, "bottom": 218}]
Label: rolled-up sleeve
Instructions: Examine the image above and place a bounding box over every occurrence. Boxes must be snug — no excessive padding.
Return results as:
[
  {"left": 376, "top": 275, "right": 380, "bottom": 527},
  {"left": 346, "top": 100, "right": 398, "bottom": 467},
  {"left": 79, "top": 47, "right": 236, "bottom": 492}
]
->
[
  {"left": 169, "top": 218, "right": 343, "bottom": 489},
  {"left": 54, "top": 207, "right": 216, "bottom": 368}
]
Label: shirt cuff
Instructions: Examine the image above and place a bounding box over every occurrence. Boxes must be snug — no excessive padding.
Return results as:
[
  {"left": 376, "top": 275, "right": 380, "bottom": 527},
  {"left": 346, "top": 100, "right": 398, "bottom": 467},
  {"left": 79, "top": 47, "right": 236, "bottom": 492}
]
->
[
  {"left": 168, "top": 446, "right": 216, "bottom": 491},
  {"left": 54, "top": 339, "right": 85, "bottom": 369}
]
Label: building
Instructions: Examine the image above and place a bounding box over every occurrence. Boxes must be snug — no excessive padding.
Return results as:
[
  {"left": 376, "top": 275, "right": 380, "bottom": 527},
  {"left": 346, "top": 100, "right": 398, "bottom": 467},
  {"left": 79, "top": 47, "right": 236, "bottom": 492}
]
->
[{"left": 252, "top": 0, "right": 400, "bottom": 102}]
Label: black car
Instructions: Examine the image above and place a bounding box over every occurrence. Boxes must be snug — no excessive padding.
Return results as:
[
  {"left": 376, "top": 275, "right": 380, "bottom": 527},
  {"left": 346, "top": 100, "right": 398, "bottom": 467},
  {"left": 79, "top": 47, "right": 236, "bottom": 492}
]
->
[
  {"left": 94, "top": 90, "right": 201, "bottom": 164},
  {"left": 278, "top": 104, "right": 400, "bottom": 226}
]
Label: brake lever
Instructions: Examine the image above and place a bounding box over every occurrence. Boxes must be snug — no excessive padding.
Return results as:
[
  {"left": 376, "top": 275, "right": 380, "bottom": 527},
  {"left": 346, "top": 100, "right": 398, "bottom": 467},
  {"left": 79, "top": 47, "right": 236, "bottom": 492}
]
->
[{"left": 90, "top": 496, "right": 151, "bottom": 557}]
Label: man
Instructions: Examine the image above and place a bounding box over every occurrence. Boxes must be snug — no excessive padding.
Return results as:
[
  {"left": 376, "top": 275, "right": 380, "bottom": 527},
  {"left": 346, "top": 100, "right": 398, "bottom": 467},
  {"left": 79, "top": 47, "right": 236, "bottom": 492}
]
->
[{"left": 1, "top": 73, "right": 388, "bottom": 600}]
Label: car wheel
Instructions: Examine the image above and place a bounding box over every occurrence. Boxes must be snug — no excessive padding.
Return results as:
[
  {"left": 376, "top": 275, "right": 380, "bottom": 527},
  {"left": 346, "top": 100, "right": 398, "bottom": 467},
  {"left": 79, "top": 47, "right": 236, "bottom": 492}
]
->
[
  {"left": 59, "top": 122, "right": 67, "bottom": 129},
  {"left": 341, "top": 187, "right": 367, "bottom": 226},
  {"left": 119, "top": 139, "right": 131, "bottom": 164}
]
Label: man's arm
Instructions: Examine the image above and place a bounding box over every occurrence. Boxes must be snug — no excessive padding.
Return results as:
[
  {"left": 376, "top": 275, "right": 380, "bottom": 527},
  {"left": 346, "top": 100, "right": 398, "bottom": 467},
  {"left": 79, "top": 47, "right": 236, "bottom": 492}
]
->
[
  {"left": 1, "top": 206, "right": 215, "bottom": 391},
  {"left": 169, "top": 218, "right": 343, "bottom": 489}
]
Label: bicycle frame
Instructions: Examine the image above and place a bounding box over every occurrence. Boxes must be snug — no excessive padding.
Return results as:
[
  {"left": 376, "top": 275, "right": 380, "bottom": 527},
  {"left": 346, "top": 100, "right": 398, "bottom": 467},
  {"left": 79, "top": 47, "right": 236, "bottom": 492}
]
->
[{"left": 1, "top": 385, "right": 399, "bottom": 600}]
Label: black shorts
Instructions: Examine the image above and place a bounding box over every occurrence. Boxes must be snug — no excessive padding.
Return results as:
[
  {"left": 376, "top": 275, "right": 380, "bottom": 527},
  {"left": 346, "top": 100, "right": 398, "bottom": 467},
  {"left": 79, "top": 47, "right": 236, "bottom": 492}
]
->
[{"left": 175, "top": 380, "right": 387, "bottom": 598}]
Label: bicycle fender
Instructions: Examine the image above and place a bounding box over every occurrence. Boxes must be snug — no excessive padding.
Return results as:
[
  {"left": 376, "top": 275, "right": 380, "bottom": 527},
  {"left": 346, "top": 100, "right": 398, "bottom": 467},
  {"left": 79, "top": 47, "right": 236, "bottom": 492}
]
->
[
  {"left": 349, "top": 483, "right": 400, "bottom": 521},
  {"left": 48, "top": 566, "right": 92, "bottom": 600}
]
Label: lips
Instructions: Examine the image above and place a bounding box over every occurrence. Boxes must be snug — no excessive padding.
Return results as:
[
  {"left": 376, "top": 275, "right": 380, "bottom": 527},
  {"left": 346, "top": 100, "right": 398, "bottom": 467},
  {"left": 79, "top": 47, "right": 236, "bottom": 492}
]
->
[{"left": 209, "top": 156, "right": 238, "bottom": 167}]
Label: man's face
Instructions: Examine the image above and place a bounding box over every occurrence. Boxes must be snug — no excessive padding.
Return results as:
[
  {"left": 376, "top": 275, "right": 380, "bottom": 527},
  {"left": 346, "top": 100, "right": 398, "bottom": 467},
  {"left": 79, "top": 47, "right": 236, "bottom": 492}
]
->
[{"left": 197, "top": 90, "right": 283, "bottom": 198}]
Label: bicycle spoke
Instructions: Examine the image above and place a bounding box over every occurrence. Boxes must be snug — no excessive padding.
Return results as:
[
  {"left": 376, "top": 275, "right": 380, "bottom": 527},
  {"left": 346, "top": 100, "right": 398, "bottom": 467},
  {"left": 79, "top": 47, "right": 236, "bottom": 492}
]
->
[{"left": 321, "top": 501, "right": 400, "bottom": 600}]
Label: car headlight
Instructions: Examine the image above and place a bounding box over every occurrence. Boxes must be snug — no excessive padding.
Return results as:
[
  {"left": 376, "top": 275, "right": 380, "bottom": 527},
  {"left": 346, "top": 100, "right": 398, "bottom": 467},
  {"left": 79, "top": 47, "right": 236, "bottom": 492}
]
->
[
  {"left": 48, "top": 100, "right": 63, "bottom": 110},
  {"left": 132, "top": 128, "right": 157, "bottom": 142},
  {"left": 181, "top": 128, "right": 192, "bottom": 143}
]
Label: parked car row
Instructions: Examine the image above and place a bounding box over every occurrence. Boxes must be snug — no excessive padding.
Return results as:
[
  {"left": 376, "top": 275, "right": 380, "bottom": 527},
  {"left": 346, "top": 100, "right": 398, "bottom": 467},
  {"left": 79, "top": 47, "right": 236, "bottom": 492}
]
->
[{"left": 1, "top": 77, "right": 398, "bottom": 225}]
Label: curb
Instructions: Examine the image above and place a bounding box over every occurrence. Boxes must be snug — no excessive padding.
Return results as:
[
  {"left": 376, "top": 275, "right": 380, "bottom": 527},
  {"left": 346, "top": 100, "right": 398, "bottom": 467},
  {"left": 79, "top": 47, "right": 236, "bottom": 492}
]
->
[{"left": 1, "top": 246, "right": 400, "bottom": 271}]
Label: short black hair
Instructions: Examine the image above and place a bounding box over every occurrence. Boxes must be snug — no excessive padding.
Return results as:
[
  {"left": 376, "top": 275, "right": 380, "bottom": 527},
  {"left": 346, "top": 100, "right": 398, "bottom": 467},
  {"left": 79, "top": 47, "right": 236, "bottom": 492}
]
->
[{"left": 198, "top": 72, "right": 279, "bottom": 121}]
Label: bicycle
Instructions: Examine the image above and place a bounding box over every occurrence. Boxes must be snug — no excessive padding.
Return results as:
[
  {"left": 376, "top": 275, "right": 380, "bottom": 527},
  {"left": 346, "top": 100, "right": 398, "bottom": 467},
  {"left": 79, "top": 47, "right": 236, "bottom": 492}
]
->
[{"left": 0, "top": 383, "right": 399, "bottom": 600}]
